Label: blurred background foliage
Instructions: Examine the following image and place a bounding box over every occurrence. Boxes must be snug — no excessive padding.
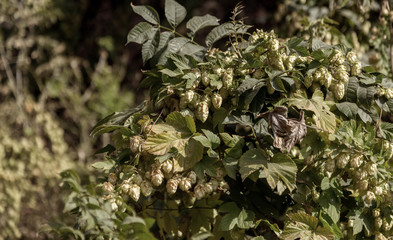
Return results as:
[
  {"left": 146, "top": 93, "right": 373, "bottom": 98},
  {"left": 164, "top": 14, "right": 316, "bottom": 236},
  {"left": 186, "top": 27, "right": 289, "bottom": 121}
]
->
[{"left": 0, "top": 0, "right": 391, "bottom": 239}]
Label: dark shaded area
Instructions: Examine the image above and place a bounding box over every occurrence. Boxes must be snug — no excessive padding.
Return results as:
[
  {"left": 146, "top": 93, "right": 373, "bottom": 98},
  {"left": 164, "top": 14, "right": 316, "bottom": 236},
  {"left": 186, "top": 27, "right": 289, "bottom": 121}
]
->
[{"left": 51, "top": 0, "right": 282, "bottom": 103}]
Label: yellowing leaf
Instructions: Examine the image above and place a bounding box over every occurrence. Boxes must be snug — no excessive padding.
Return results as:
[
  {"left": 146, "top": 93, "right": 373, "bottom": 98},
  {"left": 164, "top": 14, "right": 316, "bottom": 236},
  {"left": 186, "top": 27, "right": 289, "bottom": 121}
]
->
[
  {"left": 281, "top": 212, "right": 334, "bottom": 240},
  {"left": 144, "top": 131, "right": 188, "bottom": 155},
  {"left": 174, "top": 138, "right": 203, "bottom": 171},
  {"left": 288, "top": 90, "right": 336, "bottom": 133}
]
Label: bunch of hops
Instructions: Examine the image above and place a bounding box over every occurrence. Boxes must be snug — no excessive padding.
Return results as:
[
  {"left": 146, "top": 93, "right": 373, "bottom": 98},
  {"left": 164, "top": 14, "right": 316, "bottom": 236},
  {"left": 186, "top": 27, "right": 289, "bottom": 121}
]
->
[{"left": 346, "top": 51, "right": 362, "bottom": 75}]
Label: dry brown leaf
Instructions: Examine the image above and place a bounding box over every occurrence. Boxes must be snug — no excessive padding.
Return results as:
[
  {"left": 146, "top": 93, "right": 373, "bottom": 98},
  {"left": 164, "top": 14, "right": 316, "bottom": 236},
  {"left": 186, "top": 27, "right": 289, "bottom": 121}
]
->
[{"left": 268, "top": 106, "right": 306, "bottom": 152}]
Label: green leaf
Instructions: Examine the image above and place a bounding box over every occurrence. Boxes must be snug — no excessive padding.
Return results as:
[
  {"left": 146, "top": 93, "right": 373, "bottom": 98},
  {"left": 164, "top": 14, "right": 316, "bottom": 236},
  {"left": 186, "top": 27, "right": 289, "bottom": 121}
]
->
[
  {"left": 193, "top": 135, "right": 211, "bottom": 148},
  {"left": 144, "top": 131, "right": 188, "bottom": 155},
  {"left": 287, "top": 37, "right": 303, "bottom": 49},
  {"left": 126, "top": 22, "right": 154, "bottom": 44},
  {"left": 123, "top": 216, "right": 147, "bottom": 225},
  {"left": 265, "top": 153, "right": 297, "bottom": 192},
  {"left": 201, "top": 129, "right": 220, "bottom": 149},
  {"left": 319, "top": 213, "right": 343, "bottom": 239},
  {"left": 193, "top": 157, "right": 217, "bottom": 178},
  {"left": 209, "top": 74, "right": 223, "bottom": 89},
  {"left": 165, "top": 0, "right": 187, "bottom": 28},
  {"left": 311, "top": 39, "right": 332, "bottom": 51},
  {"left": 335, "top": 102, "right": 358, "bottom": 118},
  {"left": 165, "top": 111, "right": 196, "bottom": 133},
  {"left": 206, "top": 23, "right": 232, "bottom": 47},
  {"left": 131, "top": 3, "right": 160, "bottom": 25},
  {"left": 167, "top": 37, "right": 189, "bottom": 54},
  {"left": 310, "top": 50, "right": 325, "bottom": 60},
  {"left": 190, "top": 231, "right": 213, "bottom": 240},
  {"left": 186, "top": 14, "right": 220, "bottom": 35},
  {"left": 352, "top": 215, "right": 363, "bottom": 235},
  {"left": 168, "top": 54, "right": 191, "bottom": 71},
  {"left": 175, "top": 138, "right": 204, "bottom": 171},
  {"left": 288, "top": 89, "right": 336, "bottom": 133},
  {"left": 239, "top": 149, "right": 268, "bottom": 181},
  {"left": 357, "top": 107, "right": 372, "bottom": 123},
  {"left": 378, "top": 122, "right": 393, "bottom": 141},
  {"left": 220, "top": 202, "right": 252, "bottom": 231},
  {"left": 205, "top": 22, "right": 250, "bottom": 47},
  {"left": 237, "top": 209, "right": 255, "bottom": 229},
  {"left": 281, "top": 213, "right": 334, "bottom": 240},
  {"left": 157, "top": 31, "right": 174, "bottom": 53},
  {"left": 178, "top": 43, "right": 206, "bottom": 61},
  {"left": 319, "top": 189, "right": 340, "bottom": 223},
  {"left": 237, "top": 78, "right": 263, "bottom": 95},
  {"left": 142, "top": 29, "right": 159, "bottom": 64},
  {"left": 213, "top": 107, "right": 227, "bottom": 127},
  {"left": 91, "top": 160, "right": 115, "bottom": 170},
  {"left": 255, "top": 219, "right": 281, "bottom": 233}
]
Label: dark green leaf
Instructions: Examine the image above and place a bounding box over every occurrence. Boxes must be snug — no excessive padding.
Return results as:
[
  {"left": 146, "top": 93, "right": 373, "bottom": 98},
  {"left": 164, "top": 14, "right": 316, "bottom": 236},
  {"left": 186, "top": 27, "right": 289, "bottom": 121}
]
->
[
  {"left": 165, "top": 0, "right": 187, "bottom": 28},
  {"left": 202, "top": 129, "right": 220, "bottom": 149},
  {"left": 206, "top": 23, "right": 250, "bottom": 47},
  {"left": 130, "top": 3, "right": 160, "bottom": 25},
  {"left": 287, "top": 37, "right": 303, "bottom": 49},
  {"left": 126, "top": 22, "right": 154, "bottom": 45},
  {"left": 237, "top": 78, "right": 263, "bottom": 95},
  {"left": 335, "top": 102, "right": 358, "bottom": 118},
  {"left": 142, "top": 29, "right": 159, "bottom": 64},
  {"left": 265, "top": 153, "right": 297, "bottom": 192},
  {"left": 239, "top": 148, "right": 267, "bottom": 181},
  {"left": 186, "top": 14, "right": 219, "bottom": 35}
]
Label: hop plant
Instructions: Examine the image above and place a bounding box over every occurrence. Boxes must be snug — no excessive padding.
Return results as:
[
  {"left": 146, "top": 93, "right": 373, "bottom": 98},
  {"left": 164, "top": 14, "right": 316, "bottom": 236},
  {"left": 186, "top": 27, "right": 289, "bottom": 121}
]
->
[
  {"left": 162, "top": 159, "right": 173, "bottom": 174},
  {"left": 102, "top": 182, "right": 115, "bottom": 193},
  {"left": 166, "top": 178, "right": 179, "bottom": 195},
  {"left": 130, "top": 136, "right": 143, "bottom": 153},
  {"left": 222, "top": 68, "right": 234, "bottom": 88},
  {"left": 346, "top": 51, "right": 358, "bottom": 64},
  {"left": 330, "top": 49, "right": 345, "bottom": 65},
  {"left": 151, "top": 169, "right": 164, "bottom": 187},
  {"left": 386, "top": 88, "right": 393, "bottom": 99},
  {"left": 334, "top": 82, "right": 345, "bottom": 100},
  {"left": 179, "top": 178, "right": 192, "bottom": 191},
  {"left": 140, "top": 180, "right": 154, "bottom": 197},
  {"left": 129, "top": 184, "right": 141, "bottom": 202},
  {"left": 351, "top": 62, "right": 362, "bottom": 75},
  {"left": 211, "top": 93, "right": 223, "bottom": 109},
  {"left": 195, "top": 101, "right": 209, "bottom": 122},
  {"left": 194, "top": 183, "right": 206, "bottom": 200},
  {"left": 304, "top": 74, "right": 313, "bottom": 88},
  {"left": 336, "top": 153, "right": 350, "bottom": 169},
  {"left": 201, "top": 71, "right": 210, "bottom": 86},
  {"left": 185, "top": 90, "right": 195, "bottom": 103},
  {"left": 85, "top": 2, "right": 393, "bottom": 239}
]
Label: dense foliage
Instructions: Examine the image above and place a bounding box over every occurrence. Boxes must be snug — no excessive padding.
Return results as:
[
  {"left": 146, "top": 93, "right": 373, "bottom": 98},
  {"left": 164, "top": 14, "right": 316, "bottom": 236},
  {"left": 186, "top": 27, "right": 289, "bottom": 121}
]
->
[{"left": 50, "top": 1, "right": 393, "bottom": 239}]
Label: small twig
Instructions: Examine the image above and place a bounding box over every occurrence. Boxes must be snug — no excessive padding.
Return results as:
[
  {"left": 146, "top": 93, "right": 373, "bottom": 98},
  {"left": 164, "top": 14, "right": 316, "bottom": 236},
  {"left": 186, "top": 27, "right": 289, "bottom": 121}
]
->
[{"left": 147, "top": 109, "right": 163, "bottom": 135}]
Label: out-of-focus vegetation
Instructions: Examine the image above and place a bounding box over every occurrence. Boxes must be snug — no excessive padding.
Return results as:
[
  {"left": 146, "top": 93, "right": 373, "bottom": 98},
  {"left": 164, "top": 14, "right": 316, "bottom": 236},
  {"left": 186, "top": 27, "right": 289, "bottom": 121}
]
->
[
  {"left": 0, "top": 0, "right": 136, "bottom": 238},
  {"left": 1, "top": 0, "right": 393, "bottom": 239}
]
